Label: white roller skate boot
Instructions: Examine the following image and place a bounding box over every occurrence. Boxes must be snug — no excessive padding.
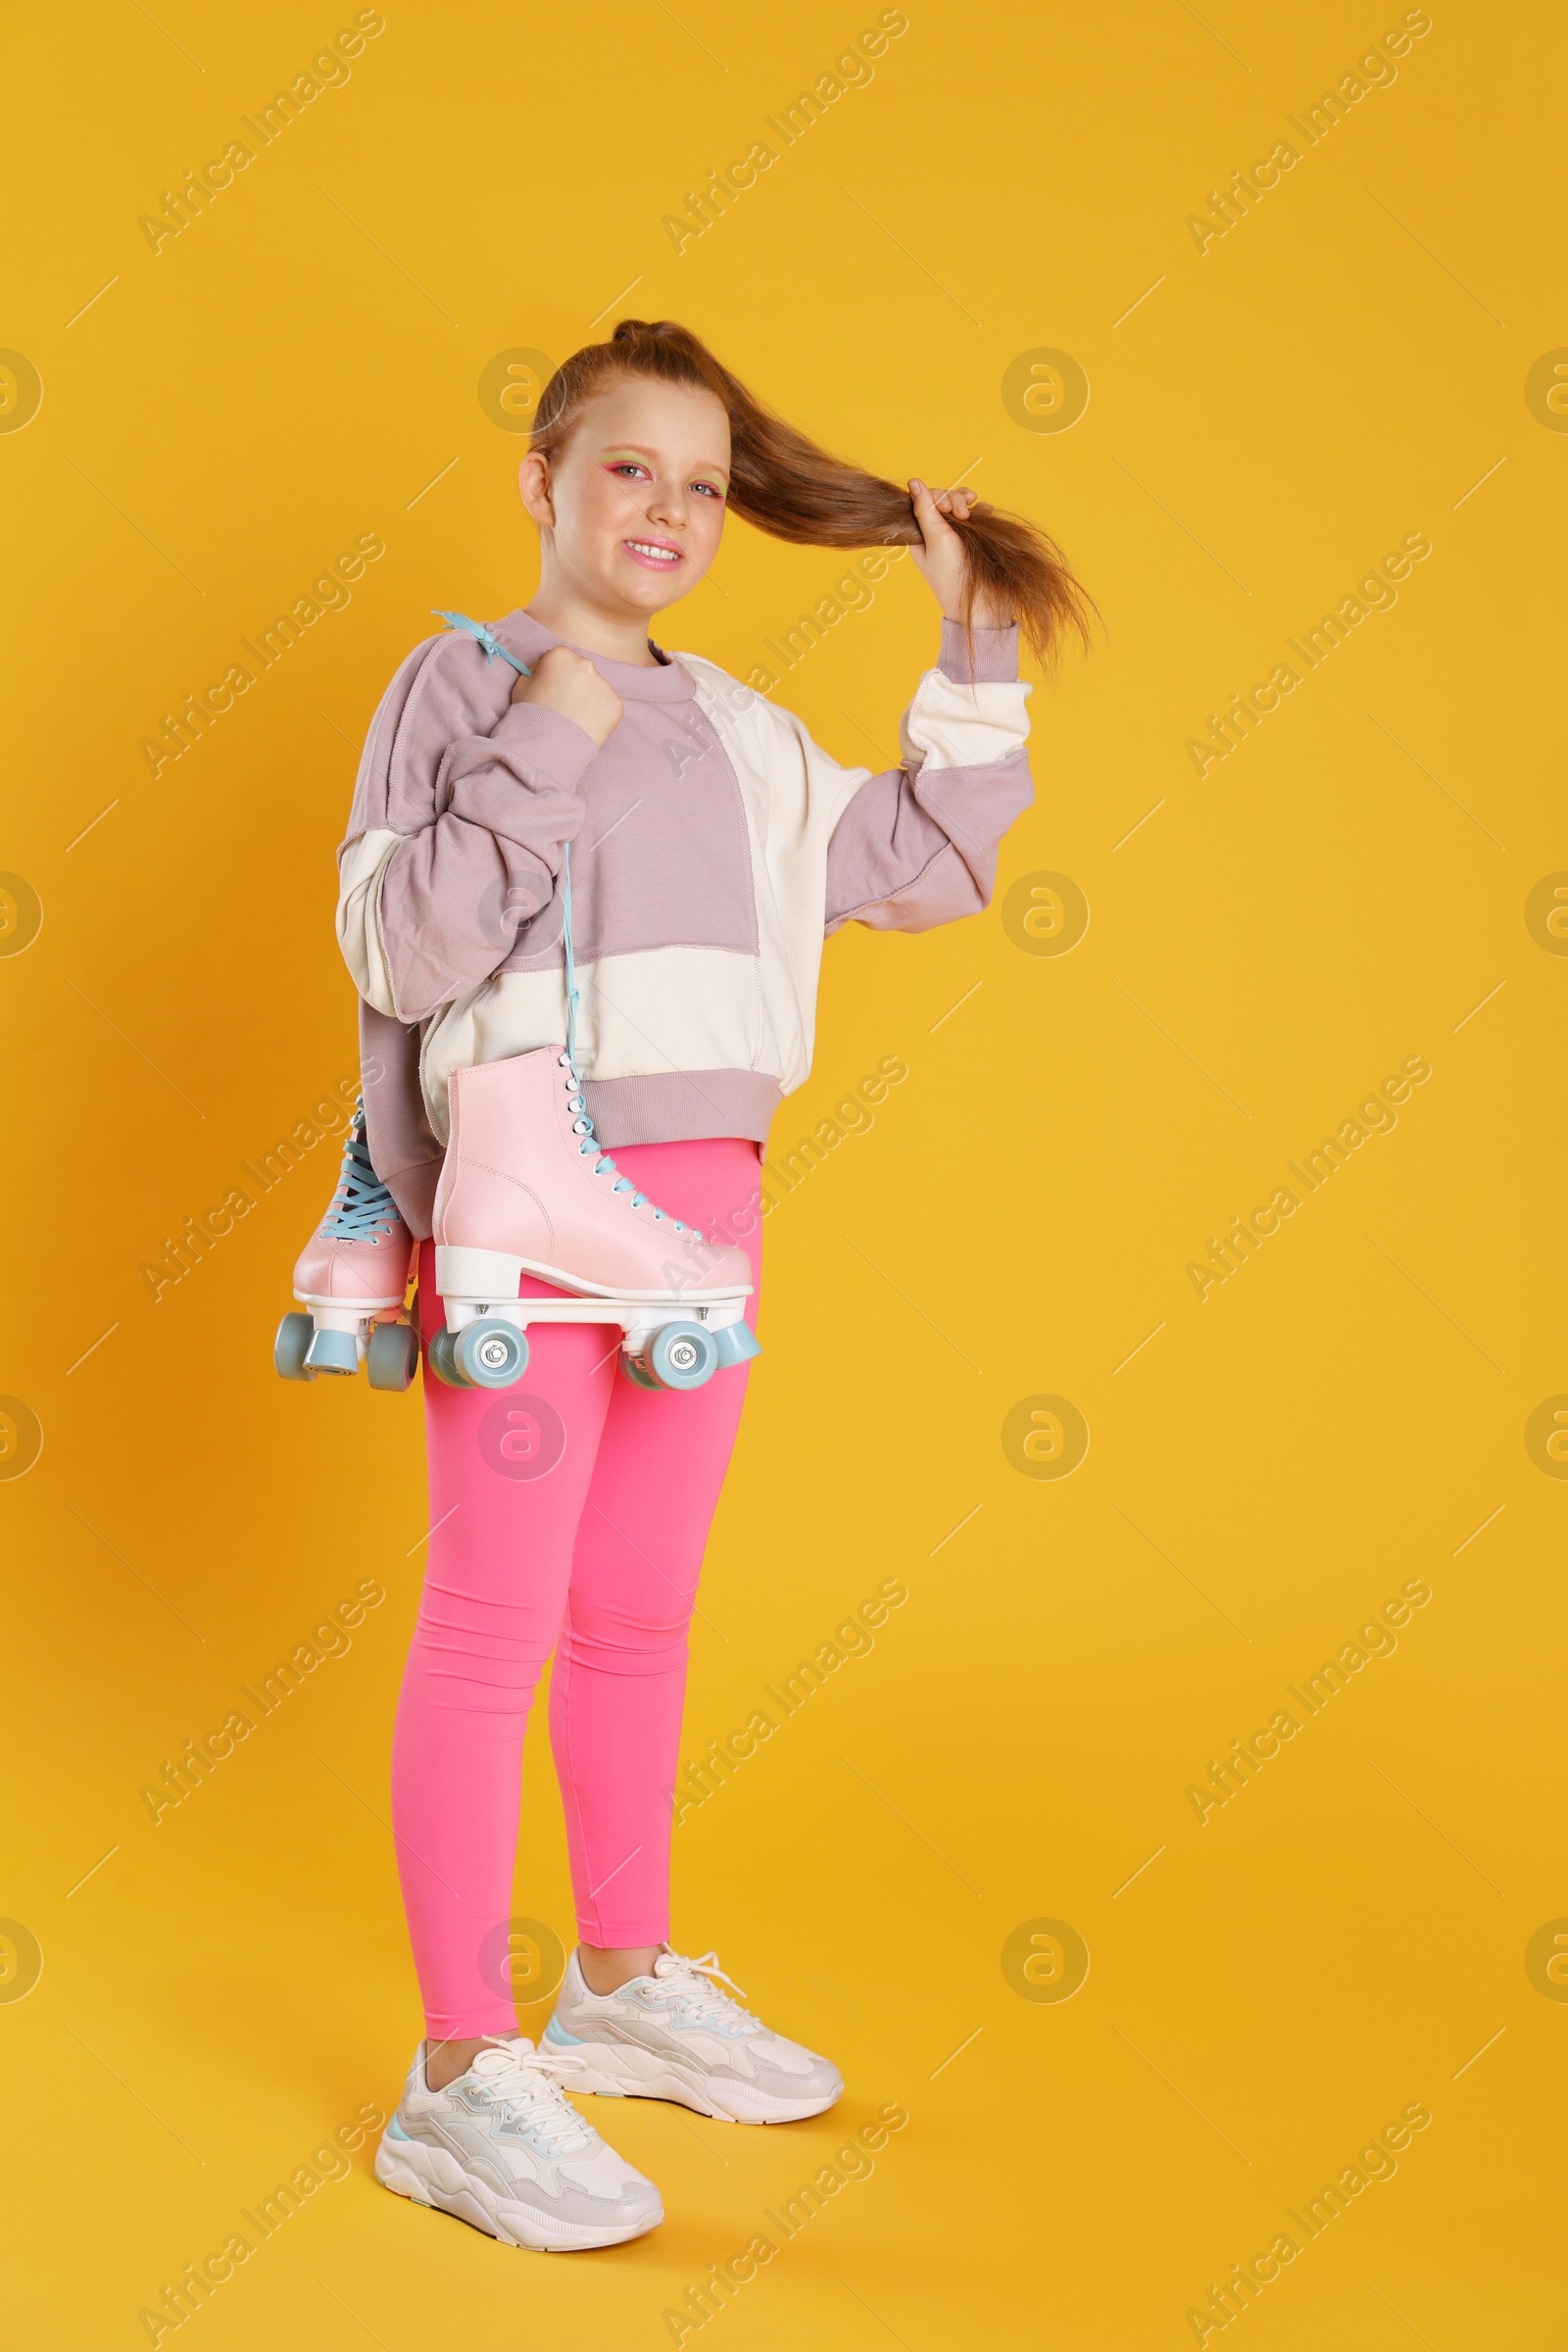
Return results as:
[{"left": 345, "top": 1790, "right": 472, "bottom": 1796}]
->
[{"left": 274, "top": 1102, "right": 418, "bottom": 1390}]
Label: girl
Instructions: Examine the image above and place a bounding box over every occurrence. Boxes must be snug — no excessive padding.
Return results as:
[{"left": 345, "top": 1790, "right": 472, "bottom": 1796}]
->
[{"left": 329, "top": 319, "right": 1085, "bottom": 2251}]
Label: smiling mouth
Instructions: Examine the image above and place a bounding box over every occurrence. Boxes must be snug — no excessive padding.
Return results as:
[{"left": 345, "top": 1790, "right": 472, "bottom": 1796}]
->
[{"left": 624, "top": 538, "right": 683, "bottom": 568}]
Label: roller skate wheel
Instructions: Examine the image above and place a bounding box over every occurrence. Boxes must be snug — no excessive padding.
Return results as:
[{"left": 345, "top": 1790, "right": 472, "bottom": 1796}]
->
[
  {"left": 620, "top": 1351, "right": 661, "bottom": 1390},
  {"left": 274, "top": 1312, "right": 317, "bottom": 1383},
  {"left": 304, "top": 1324, "right": 359, "bottom": 1377},
  {"left": 427, "top": 1327, "right": 463, "bottom": 1387},
  {"left": 368, "top": 1321, "right": 419, "bottom": 1393},
  {"left": 453, "top": 1319, "right": 529, "bottom": 1390},
  {"left": 648, "top": 1321, "right": 719, "bottom": 1392}
]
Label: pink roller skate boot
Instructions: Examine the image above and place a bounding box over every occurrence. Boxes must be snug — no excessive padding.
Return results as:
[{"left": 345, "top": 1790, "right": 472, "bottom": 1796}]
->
[
  {"left": 430, "top": 1050, "right": 760, "bottom": 1395},
  {"left": 274, "top": 1102, "right": 418, "bottom": 1390}
]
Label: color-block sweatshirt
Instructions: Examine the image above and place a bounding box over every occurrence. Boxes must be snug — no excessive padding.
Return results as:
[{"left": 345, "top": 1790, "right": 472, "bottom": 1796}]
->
[{"left": 337, "top": 608, "right": 1034, "bottom": 1236}]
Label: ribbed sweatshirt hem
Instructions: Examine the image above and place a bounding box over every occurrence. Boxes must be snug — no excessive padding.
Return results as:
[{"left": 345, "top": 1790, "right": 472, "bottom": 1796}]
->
[{"left": 578, "top": 1068, "right": 780, "bottom": 1151}]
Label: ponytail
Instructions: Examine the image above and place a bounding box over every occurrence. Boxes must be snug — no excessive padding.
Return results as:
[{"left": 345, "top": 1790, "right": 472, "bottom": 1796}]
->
[{"left": 529, "top": 319, "right": 1092, "bottom": 672}]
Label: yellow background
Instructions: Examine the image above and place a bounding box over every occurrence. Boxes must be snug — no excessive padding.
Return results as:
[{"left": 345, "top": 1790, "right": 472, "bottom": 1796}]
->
[{"left": 4, "top": 0, "right": 1565, "bottom": 2342}]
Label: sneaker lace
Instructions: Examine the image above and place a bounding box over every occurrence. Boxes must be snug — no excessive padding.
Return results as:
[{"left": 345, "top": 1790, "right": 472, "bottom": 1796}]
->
[
  {"left": 319, "top": 1105, "right": 401, "bottom": 1243},
  {"left": 466, "top": 2037, "right": 597, "bottom": 2155},
  {"left": 652, "top": 1948, "right": 760, "bottom": 2034},
  {"left": 435, "top": 608, "right": 706, "bottom": 1243}
]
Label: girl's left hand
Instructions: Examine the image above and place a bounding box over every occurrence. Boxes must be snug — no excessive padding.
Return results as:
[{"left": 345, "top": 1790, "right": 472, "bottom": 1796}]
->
[{"left": 906, "top": 477, "right": 1013, "bottom": 629}]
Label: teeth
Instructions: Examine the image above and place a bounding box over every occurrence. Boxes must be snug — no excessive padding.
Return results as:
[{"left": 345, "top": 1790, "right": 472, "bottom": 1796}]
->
[{"left": 627, "top": 540, "right": 679, "bottom": 562}]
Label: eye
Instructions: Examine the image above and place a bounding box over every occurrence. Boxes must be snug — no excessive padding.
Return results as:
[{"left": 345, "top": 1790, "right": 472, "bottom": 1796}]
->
[
  {"left": 692, "top": 481, "right": 726, "bottom": 501},
  {"left": 606, "top": 461, "right": 651, "bottom": 480}
]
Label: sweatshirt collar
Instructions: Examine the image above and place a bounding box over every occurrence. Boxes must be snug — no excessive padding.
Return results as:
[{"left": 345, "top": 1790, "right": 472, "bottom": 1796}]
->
[{"left": 495, "top": 609, "right": 697, "bottom": 702}]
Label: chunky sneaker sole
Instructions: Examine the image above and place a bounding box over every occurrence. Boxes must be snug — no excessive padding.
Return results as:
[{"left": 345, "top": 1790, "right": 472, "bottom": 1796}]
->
[
  {"left": 375, "top": 2034, "right": 662, "bottom": 2252},
  {"left": 544, "top": 1947, "right": 844, "bottom": 2127},
  {"left": 374, "top": 2118, "right": 660, "bottom": 2250},
  {"left": 543, "top": 2027, "right": 840, "bottom": 2125}
]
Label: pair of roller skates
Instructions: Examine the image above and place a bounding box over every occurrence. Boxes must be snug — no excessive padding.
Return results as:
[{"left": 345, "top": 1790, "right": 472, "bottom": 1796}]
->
[
  {"left": 275, "top": 607, "right": 758, "bottom": 1397},
  {"left": 273, "top": 1049, "right": 759, "bottom": 1396}
]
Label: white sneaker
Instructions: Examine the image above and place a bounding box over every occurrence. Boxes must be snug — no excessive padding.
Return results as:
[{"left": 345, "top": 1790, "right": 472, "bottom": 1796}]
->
[
  {"left": 374, "top": 2033, "right": 663, "bottom": 2250},
  {"left": 543, "top": 1947, "right": 844, "bottom": 2126}
]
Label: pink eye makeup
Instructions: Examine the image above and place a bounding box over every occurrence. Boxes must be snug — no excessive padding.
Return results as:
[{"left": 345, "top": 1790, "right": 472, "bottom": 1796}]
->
[{"left": 600, "top": 455, "right": 728, "bottom": 499}]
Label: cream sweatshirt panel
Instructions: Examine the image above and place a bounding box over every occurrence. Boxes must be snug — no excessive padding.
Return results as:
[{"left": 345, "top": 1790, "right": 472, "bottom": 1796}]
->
[
  {"left": 335, "top": 826, "right": 404, "bottom": 1017},
  {"left": 899, "top": 670, "right": 1033, "bottom": 774},
  {"left": 676, "top": 656, "right": 867, "bottom": 1098},
  {"left": 417, "top": 946, "right": 764, "bottom": 1146}
]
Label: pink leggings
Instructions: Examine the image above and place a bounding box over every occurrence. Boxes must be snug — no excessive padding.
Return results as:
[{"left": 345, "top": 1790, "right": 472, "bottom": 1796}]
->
[{"left": 390, "top": 1136, "right": 763, "bottom": 2039}]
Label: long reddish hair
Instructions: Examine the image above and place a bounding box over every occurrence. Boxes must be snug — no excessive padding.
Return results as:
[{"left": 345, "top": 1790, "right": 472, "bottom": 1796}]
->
[{"left": 529, "top": 319, "right": 1091, "bottom": 672}]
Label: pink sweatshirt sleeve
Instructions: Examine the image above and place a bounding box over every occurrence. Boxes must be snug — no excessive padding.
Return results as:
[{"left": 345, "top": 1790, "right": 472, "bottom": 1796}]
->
[
  {"left": 822, "top": 621, "right": 1033, "bottom": 937},
  {"left": 340, "top": 633, "right": 600, "bottom": 1022}
]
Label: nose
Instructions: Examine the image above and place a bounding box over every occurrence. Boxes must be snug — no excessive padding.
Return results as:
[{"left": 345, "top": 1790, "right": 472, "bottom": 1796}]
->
[{"left": 645, "top": 475, "right": 689, "bottom": 533}]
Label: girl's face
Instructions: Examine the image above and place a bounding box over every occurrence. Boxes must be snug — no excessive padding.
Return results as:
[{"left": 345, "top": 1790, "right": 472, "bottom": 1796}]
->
[{"left": 520, "top": 375, "right": 731, "bottom": 621}]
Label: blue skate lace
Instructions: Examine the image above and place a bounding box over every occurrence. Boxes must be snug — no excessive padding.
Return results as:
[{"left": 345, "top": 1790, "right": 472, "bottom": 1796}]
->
[
  {"left": 434, "top": 609, "right": 704, "bottom": 1243},
  {"left": 559, "top": 839, "right": 701, "bottom": 1236},
  {"left": 431, "top": 609, "right": 532, "bottom": 674},
  {"left": 320, "top": 1106, "right": 401, "bottom": 1240}
]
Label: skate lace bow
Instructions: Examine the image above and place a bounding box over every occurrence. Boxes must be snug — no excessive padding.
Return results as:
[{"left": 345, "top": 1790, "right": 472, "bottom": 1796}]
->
[
  {"left": 319, "top": 1109, "right": 400, "bottom": 1242},
  {"left": 434, "top": 610, "right": 704, "bottom": 1242},
  {"left": 654, "top": 1949, "right": 759, "bottom": 2034},
  {"left": 466, "top": 2039, "right": 595, "bottom": 2154},
  {"left": 432, "top": 609, "right": 522, "bottom": 669}
]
